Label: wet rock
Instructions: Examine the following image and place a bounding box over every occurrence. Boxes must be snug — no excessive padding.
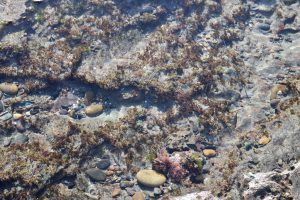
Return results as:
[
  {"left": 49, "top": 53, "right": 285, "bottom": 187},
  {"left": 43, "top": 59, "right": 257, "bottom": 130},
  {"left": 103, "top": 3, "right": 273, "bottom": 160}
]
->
[
  {"left": 13, "top": 133, "right": 29, "bottom": 144},
  {"left": 120, "top": 180, "right": 134, "bottom": 189},
  {"left": 13, "top": 113, "right": 23, "bottom": 120},
  {"left": 0, "top": 112, "right": 13, "bottom": 121},
  {"left": 153, "top": 187, "right": 162, "bottom": 196},
  {"left": 86, "top": 168, "right": 106, "bottom": 182},
  {"left": 85, "top": 104, "right": 103, "bottom": 117},
  {"left": 15, "top": 120, "right": 26, "bottom": 132},
  {"left": 270, "top": 84, "right": 288, "bottom": 100},
  {"left": 84, "top": 91, "right": 95, "bottom": 105},
  {"left": 96, "top": 159, "right": 111, "bottom": 169},
  {"left": 0, "top": 83, "right": 18, "bottom": 95},
  {"left": 136, "top": 169, "right": 166, "bottom": 187},
  {"left": 133, "top": 192, "right": 145, "bottom": 200},
  {"left": 203, "top": 149, "right": 217, "bottom": 157},
  {"left": 125, "top": 187, "right": 136, "bottom": 196},
  {"left": 112, "top": 187, "right": 121, "bottom": 197},
  {"left": 291, "top": 163, "right": 300, "bottom": 199},
  {"left": 256, "top": 23, "right": 270, "bottom": 32},
  {"left": 258, "top": 136, "right": 271, "bottom": 145}
]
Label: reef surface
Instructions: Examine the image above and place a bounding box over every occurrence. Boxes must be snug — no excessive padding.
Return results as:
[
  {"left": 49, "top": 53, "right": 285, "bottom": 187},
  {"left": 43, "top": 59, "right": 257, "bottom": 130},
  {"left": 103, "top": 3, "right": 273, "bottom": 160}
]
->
[{"left": 0, "top": 0, "right": 299, "bottom": 199}]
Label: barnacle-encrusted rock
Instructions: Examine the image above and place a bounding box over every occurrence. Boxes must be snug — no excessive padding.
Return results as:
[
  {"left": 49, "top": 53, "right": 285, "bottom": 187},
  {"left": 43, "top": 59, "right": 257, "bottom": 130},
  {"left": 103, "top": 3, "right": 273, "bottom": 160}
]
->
[
  {"left": 85, "top": 104, "right": 103, "bottom": 117},
  {"left": 203, "top": 149, "right": 217, "bottom": 157},
  {"left": 136, "top": 169, "right": 166, "bottom": 187},
  {"left": 0, "top": 83, "right": 18, "bottom": 94}
]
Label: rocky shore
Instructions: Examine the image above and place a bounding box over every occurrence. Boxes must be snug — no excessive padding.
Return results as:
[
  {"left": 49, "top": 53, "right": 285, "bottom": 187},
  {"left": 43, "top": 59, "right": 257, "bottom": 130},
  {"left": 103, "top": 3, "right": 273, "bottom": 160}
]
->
[{"left": 0, "top": 0, "right": 299, "bottom": 199}]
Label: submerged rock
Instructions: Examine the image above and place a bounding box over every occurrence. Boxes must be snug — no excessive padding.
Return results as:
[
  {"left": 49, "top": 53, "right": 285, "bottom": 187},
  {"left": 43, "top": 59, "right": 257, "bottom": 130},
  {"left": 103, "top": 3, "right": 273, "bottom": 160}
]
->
[
  {"left": 258, "top": 136, "right": 271, "bottom": 145},
  {"left": 136, "top": 169, "right": 166, "bottom": 187},
  {"left": 85, "top": 104, "right": 103, "bottom": 117},
  {"left": 203, "top": 149, "right": 217, "bottom": 157},
  {"left": 86, "top": 168, "right": 106, "bottom": 182},
  {"left": 0, "top": 83, "right": 18, "bottom": 95}
]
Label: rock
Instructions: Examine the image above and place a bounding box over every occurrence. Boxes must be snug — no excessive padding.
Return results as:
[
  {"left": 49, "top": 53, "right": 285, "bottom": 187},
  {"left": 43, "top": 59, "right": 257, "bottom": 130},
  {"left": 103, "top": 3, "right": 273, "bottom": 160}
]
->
[
  {"left": 84, "top": 91, "right": 95, "bottom": 105},
  {"left": 136, "top": 169, "right": 166, "bottom": 187},
  {"left": 106, "top": 171, "right": 114, "bottom": 176},
  {"left": 270, "top": 84, "right": 288, "bottom": 100},
  {"left": 0, "top": 83, "right": 18, "bottom": 95},
  {"left": 86, "top": 168, "right": 106, "bottom": 182},
  {"left": 85, "top": 104, "right": 103, "bottom": 117},
  {"left": 291, "top": 163, "right": 300, "bottom": 199},
  {"left": 13, "top": 133, "right": 29, "bottom": 144},
  {"left": 96, "top": 159, "right": 111, "bottom": 169},
  {"left": 258, "top": 136, "right": 271, "bottom": 145},
  {"left": 203, "top": 149, "right": 217, "bottom": 157},
  {"left": 13, "top": 113, "right": 23, "bottom": 120},
  {"left": 133, "top": 192, "right": 145, "bottom": 200},
  {"left": 120, "top": 180, "right": 134, "bottom": 189},
  {"left": 0, "top": 112, "right": 13, "bottom": 121},
  {"left": 125, "top": 187, "right": 136, "bottom": 196},
  {"left": 112, "top": 187, "right": 121, "bottom": 197}
]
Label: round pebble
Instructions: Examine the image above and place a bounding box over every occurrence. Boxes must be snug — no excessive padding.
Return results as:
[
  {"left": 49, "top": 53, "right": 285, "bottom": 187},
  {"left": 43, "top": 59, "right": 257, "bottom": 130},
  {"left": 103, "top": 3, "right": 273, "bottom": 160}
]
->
[
  {"left": 85, "top": 104, "right": 103, "bottom": 117},
  {"left": 136, "top": 169, "right": 166, "bottom": 187},
  {"left": 86, "top": 168, "right": 106, "bottom": 182},
  {"left": 203, "top": 149, "right": 217, "bottom": 157},
  {"left": 0, "top": 83, "right": 18, "bottom": 95},
  {"left": 258, "top": 136, "right": 271, "bottom": 145}
]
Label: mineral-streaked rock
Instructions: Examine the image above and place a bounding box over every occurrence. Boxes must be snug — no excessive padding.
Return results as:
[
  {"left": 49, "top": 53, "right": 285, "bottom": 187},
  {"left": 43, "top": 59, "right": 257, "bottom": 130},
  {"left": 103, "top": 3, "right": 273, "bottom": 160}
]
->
[
  {"left": 0, "top": 83, "right": 18, "bottom": 95},
  {"left": 136, "top": 169, "right": 166, "bottom": 187},
  {"left": 85, "top": 104, "right": 103, "bottom": 117}
]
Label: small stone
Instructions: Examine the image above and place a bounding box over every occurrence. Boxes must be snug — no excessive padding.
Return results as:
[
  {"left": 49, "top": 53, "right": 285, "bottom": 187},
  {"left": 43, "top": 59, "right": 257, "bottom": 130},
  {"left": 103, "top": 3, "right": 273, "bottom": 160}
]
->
[
  {"left": 112, "top": 187, "right": 121, "bottom": 197},
  {"left": 125, "top": 187, "right": 136, "bottom": 196},
  {"left": 136, "top": 169, "right": 166, "bottom": 187},
  {"left": 258, "top": 136, "right": 271, "bottom": 145},
  {"left": 96, "top": 159, "right": 111, "bottom": 169},
  {"left": 0, "top": 83, "right": 18, "bottom": 95},
  {"left": 86, "top": 168, "right": 106, "bottom": 182},
  {"left": 133, "top": 192, "right": 145, "bottom": 200},
  {"left": 85, "top": 104, "right": 103, "bottom": 117},
  {"left": 13, "top": 113, "right": 23, "bottom": 120},
  {"left": 203, "top": 149, "right": 217, "bottom": 157},
  {"left": 120, "top": 181, "right": 134, "bottom": 189}
]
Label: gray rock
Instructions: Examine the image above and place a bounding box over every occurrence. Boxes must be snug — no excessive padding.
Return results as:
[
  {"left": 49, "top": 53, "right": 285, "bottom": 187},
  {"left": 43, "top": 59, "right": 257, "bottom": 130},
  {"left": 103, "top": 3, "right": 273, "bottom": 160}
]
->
[
  {"left": 13, "top": 133, "right": 29, "bottom": 144},
  {"left": 86, "top": 168, "right": 106, "bottom": 182},
  {"left": 96, "top": 159, "right": 111, "bottom": 169}
]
